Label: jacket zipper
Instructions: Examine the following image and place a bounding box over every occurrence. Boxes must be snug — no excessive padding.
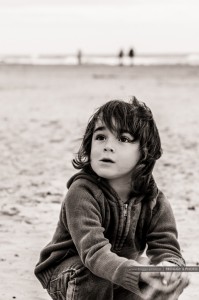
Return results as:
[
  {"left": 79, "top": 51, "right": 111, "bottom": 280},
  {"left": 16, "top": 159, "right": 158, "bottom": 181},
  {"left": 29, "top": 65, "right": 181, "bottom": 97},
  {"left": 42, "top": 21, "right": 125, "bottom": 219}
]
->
[{"left": 123, "top": 203, "right": 128, "bottom": 217}]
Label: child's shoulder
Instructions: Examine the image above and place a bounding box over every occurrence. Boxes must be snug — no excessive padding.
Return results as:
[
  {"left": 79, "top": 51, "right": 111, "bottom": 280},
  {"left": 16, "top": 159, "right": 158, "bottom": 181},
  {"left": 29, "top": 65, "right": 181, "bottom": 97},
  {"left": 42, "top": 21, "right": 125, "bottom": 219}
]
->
[
  {"left": 66, "top": 175, "right": 103, "bottom": 199},
  {"left": 150, "top": 189, "right": 173, "bottom": 214}
]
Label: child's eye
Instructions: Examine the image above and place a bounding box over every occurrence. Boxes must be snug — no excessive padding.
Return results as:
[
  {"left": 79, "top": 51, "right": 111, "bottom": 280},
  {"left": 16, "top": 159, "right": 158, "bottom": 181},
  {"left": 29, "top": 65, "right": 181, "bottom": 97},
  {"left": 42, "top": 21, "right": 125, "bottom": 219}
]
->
[
  {"left": 119, "top": 136, "right": 134, "bottom": 143},
  {"left": 95, "top": 134, "right": 106, "bottom": 141}
]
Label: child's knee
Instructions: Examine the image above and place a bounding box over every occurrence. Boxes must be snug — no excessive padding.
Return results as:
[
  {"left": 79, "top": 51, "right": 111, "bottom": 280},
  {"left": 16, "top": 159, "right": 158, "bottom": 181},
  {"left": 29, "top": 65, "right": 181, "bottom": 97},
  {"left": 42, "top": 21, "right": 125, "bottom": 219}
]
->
[
  {"left": 73, "top": 265, "right": 113, "bottom": 297},
  {"left": 47, "top": 256, "right": 85, "bottom": 299},
  {"left": 47, "top": 256, "right": 112, "bottom": 299}
]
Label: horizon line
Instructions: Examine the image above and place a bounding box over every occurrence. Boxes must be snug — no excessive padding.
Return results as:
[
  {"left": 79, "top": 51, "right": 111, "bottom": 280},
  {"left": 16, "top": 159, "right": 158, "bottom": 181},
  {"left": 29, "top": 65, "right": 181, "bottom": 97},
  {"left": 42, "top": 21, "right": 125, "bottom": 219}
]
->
[{"left": 0, "top": 52, "right": 199, "bottom": 57}]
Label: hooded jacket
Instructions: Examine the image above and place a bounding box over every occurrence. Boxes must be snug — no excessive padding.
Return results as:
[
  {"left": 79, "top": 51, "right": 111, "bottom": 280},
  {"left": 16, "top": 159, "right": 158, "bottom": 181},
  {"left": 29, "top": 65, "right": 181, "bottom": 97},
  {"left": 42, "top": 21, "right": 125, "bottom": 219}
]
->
[{"left": 34, "top": 171, "right": 184, "bottom": 296}]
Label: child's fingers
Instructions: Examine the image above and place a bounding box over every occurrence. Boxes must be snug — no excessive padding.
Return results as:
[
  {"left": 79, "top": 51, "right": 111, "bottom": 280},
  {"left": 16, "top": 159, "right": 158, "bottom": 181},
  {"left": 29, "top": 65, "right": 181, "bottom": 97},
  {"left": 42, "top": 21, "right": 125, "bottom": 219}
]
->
[
  {"left": 142, "top": 273, "right": 190, "bottom": 300},
  {"left": 180, "top": 272, "right": 190, "bottom": 287},
  {"left": 160, "top": 271, "right": 172, "bottom": 285},
  {"left": 160, "top": 271, "right": 181, "bottom": 285},
  {"left": 156, "top": 277, "right": 181, "bottom": 293},
  {"left": 165, "top": 275, "right": 190, "bottom": 300},
  {"left": 141, "top": 277, "right": 182, "bottom": 300},
  {"left": 169, "top": 271, "right": 182, "bottom": 283}
]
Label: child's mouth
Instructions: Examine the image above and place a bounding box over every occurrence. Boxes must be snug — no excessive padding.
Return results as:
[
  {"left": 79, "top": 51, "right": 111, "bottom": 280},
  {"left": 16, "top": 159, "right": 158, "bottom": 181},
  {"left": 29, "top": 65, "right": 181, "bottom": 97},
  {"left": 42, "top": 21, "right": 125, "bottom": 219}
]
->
[{"left": 100, "top": 158, "right": 115, "bottom": 163}]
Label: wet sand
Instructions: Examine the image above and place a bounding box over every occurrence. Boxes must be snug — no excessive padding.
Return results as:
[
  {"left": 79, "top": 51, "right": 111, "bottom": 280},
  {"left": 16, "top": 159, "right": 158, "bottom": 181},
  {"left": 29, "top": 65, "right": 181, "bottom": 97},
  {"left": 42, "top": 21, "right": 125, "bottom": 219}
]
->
[{"left": 0, "top": 64, "right": 199, "bottom": 299}]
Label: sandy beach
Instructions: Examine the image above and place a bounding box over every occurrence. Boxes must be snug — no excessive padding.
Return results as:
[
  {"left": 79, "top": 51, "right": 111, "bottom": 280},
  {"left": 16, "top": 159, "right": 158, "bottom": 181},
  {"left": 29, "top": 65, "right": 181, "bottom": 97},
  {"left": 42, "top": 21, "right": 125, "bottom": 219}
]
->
[{"left": 0, "top": 64, "right": 199, "bottom": 299}]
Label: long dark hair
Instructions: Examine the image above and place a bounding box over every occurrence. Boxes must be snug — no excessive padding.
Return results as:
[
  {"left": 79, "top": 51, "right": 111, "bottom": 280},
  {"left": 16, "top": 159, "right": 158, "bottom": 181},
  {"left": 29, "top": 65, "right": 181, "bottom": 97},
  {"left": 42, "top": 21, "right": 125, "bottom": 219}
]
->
[{"left": 72, "top": 97, "right": 162, "bottom": 198}]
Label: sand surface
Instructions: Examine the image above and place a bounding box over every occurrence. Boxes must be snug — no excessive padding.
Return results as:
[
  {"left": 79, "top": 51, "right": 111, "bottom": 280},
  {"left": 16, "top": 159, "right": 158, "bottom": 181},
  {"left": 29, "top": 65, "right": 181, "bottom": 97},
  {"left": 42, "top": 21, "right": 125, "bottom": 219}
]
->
[{"left": 0, "top": 64, "right": 199, "bottom": 299}]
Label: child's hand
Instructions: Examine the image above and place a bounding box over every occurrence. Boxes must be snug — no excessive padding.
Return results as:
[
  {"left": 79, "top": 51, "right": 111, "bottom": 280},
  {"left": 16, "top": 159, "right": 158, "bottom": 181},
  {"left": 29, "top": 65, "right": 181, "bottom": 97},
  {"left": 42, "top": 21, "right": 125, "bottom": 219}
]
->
[
  {"left": 139, "top": 262, "right": 189, "bottom": 300},
  {"left": 139, "top": 269, "right": 181, "bottom": 299},
  {"left": 157, "top": 261, "right": 182, "bottom": 286}
]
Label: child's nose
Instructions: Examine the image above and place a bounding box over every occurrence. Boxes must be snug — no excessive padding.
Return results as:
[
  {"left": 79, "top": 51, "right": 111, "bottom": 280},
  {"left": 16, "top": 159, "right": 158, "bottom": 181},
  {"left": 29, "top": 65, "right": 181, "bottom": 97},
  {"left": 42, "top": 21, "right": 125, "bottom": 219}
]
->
[
  {"left": 103, "top": 137, "right": 115, "bottom": 153},
  {"left": 104, "top": 146, "right": 115, "bottom": 153}
]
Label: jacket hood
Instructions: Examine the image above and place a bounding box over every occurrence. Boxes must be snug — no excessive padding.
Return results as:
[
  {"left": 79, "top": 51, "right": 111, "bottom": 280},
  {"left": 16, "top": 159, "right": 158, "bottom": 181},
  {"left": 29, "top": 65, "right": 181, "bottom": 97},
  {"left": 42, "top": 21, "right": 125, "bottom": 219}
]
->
[
  {"left": 67, "top": 170, "right": 123, "bottom": 203},
  {"left": 67, "top": 170, "right": 146, "bottom": 205},
  {"left": 67, "top": 170, "right": 100, "bottom": 189}
]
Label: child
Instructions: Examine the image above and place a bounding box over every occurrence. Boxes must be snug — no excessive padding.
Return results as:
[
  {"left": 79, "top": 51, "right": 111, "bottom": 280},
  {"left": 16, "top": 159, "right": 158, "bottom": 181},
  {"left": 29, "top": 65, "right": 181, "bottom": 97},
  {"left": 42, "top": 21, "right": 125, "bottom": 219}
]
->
[{"left": 35, "top": 97, "right": 189, "bottom": 300}]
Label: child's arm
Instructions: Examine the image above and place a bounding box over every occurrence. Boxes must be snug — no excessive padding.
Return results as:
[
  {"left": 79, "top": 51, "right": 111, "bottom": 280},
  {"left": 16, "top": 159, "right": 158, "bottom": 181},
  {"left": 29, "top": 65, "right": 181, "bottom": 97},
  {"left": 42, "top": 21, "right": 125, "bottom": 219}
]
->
[
  {"left": 146, "top": 191, "right": 184, "bottom": 266},
  {"left": 144, "top": 192, "right": 189, "bottom": 296}
]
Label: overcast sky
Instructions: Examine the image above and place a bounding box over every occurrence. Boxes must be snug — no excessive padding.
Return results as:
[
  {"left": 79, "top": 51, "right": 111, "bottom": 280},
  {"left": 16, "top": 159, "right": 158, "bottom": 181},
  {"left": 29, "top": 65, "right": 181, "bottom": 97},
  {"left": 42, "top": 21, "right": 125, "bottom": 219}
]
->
[{"left": 0, "top": 0, "right": 199, "bottom": 55}]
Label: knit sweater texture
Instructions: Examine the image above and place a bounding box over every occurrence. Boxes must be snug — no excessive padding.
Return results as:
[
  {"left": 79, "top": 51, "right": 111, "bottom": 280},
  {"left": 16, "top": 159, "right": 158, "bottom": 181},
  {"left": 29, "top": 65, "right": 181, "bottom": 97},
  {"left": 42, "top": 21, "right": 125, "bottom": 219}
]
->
[{"left": 35, "top": 171, "right": 184, "bottom": 296}]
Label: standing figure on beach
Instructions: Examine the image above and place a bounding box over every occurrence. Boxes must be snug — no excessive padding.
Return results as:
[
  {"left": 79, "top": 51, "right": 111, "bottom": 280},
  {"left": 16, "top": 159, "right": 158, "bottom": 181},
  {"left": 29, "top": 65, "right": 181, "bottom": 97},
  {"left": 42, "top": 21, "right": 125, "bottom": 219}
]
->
[
  {"left": 35, "top": 97, "right": 189, "bottom": 299},
  {"left": 118, "top": 49, "right": 124, "bottom": 66},
  {"left": 77, "top": 49, "right": 82, "bottom": 65},
  {"left": 128, "top": 48, "right": 135, "bottom": 66}
]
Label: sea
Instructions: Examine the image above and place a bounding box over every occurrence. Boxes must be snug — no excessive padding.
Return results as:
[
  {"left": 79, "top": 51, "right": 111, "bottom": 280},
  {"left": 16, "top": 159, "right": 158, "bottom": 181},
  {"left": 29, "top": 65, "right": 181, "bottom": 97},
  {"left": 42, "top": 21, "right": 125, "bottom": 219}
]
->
[{"left": 1, "top": 53, "right": 199, "bottom": 66}]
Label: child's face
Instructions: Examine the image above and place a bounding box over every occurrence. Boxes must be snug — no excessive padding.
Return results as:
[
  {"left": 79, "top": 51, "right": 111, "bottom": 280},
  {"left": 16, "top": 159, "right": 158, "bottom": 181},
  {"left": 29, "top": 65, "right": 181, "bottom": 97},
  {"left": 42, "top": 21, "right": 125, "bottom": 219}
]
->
[{"left": 90, "top": 119, "right": 140, "bottom": 183}]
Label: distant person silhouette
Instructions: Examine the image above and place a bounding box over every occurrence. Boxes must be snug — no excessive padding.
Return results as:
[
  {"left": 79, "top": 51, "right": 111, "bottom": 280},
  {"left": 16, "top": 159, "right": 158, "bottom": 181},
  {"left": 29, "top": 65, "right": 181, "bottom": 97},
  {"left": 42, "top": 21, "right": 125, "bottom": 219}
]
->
[
  {"left": 128, "top": 48, "right": 135, "bottom": 66},
  {"left": 77, "top": 50, "right": 82, "bottom": 65},
  {"left": 118, "top": 49, "right": 124, "bottom": 66}
]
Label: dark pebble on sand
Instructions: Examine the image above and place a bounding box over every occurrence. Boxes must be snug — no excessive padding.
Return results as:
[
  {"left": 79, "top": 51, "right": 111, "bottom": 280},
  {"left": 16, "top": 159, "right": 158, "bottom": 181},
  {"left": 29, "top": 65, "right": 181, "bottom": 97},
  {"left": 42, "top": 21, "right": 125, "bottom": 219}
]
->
[
  {"left": 0, "top": 258, "right": 6, "bottom": 261},
  {"left": 187, "top": 206, "right": 196, "bottom": 210}
]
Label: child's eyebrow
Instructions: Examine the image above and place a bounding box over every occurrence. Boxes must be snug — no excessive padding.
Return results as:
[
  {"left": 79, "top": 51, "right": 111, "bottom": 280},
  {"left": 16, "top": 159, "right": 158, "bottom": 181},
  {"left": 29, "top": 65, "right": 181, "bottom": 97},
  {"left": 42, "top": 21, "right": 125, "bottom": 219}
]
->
[
  {"left": 93, "top": 127, "right": 133, "bottom": 136},
  {"left": 120, "top": 130, "right": 133, "bottom": 135},
  {"left": 93, "top": 126, "right": 106, "bottom": 133}
]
